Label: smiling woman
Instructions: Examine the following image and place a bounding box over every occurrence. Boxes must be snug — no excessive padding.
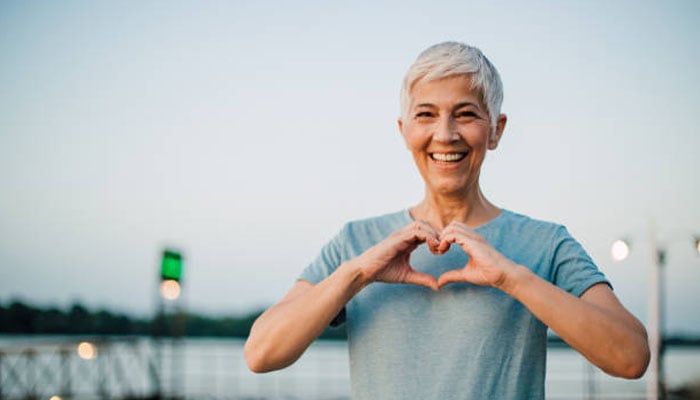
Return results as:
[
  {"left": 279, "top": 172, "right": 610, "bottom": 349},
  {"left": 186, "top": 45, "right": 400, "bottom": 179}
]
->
[
  {"left": 398, "top": 74, "right": 506, "bottom": 214},
  {"left": 244, "top": 41, "right": 649, "bottom": 400}
]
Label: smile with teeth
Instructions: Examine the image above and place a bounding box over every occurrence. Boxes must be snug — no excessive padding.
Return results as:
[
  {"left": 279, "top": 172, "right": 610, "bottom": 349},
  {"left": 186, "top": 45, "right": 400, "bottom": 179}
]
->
[{"left": 430, "top": 152, "right": 467, "bottom": 162}]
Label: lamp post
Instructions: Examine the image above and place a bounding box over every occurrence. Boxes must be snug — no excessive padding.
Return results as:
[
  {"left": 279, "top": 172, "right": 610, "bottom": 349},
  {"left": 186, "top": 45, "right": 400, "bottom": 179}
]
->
[
  {"left": 611, "top": 225, "right": 700, "bottom": 400},
  {"left": 154, "top": 248, "right": 186, "bottom": 400}
]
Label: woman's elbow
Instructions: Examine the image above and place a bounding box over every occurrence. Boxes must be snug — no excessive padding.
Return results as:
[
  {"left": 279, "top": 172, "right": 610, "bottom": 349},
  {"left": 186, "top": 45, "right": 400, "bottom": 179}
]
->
[
  {"left": 624, "top": 345, "right": 651, "bottom": 379},
  {"left": 244, "top": 333, "right": 297, "bottom": 373},
  {"left": 608, "top": 340, "right": 650, "bottom": 379},
  {"left": 244, "top": 334, "right": 278, "bottom": 373},
  {"left": 245, "top": 355, "right": 273, "bottom": 374}
]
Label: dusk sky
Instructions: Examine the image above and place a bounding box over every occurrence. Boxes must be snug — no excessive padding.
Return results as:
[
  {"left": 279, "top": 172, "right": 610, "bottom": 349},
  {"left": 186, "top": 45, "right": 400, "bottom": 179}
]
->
[{"left": 1, "top": 1, "right": 698, "bottom": 333}]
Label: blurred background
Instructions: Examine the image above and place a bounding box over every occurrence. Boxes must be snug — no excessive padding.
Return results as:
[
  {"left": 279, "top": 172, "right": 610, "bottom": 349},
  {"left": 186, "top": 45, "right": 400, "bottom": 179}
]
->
[{"left": 1, "top": 1, "right": 698, "bottom": 399}]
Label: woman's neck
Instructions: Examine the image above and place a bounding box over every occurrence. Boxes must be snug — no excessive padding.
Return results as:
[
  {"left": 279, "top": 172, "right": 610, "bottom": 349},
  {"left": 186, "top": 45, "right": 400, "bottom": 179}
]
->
[{"left": 410, "top": 184, "right": 500, "bottom": 231}]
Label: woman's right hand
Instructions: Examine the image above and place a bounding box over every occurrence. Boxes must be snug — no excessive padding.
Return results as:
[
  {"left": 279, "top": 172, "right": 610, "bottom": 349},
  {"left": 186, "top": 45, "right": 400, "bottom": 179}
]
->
[
  {"left": 245, "top": 220, "right": 440, "bottom": 373},
  {"left": 352, "top": 221, "right": 441, "bottom": 291}
]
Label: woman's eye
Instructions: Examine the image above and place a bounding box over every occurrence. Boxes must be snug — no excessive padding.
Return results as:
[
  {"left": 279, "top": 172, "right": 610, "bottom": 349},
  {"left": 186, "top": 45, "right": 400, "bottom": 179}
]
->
[
  {"left": 415, "top": 111, "right": 434, "bottom": 118},
  {"left": 457, "top": 111, "right": 477, "bottom": 118}
]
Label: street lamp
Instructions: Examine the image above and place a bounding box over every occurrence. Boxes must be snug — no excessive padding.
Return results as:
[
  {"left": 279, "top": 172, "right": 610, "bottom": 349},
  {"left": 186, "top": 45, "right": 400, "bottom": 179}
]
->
[
  {"left": 155, "top": 248, "right": 186, "bottom": 400},
  {"left": 611, "top": 239, "right": 631, "bottom": 262},
  {"left": 160, "top": 279, "right": 181, "bottom": 300},
  {"left": 612, "top": 226, "right": 700, "bottom": 400}
]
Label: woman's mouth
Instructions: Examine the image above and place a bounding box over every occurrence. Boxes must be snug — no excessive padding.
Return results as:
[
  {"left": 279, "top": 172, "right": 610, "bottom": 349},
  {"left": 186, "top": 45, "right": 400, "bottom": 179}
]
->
[{"left": 430, "top": 152, "right": 467, "bottom": 162}]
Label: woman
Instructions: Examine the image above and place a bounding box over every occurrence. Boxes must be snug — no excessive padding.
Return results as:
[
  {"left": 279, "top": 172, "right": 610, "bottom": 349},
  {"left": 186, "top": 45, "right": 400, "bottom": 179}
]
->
[{"left": 244, "top": 41, "right": 649, "bottom": 399}]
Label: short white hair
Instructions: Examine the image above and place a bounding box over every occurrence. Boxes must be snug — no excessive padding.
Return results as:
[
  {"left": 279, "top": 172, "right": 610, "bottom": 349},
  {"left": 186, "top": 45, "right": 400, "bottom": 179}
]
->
[{"left": 400, "top": 41, "right": 504, "bottom": 129}]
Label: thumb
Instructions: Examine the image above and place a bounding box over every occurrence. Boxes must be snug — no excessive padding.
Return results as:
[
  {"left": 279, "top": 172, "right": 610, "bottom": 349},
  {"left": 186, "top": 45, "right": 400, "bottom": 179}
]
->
[
  {"left": 438, "top": 269, "right": 464, "bottom": 289},
  {"left": 404, "top": 270, "right": 439, "bottom": 291}
]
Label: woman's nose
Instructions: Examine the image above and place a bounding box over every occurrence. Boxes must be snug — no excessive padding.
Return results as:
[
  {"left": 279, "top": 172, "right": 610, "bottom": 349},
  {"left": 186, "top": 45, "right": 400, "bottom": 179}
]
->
[{"left": 434, "top": 117, "right": 459, "bottom": 143}]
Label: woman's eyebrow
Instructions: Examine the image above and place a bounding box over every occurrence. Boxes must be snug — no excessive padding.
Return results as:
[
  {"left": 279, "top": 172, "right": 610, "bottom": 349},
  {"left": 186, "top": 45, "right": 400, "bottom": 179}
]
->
[
  {"left": 414, "top": 102, "right": 481, "bottom": 110},
  {"left": 454, "top": 102, "right": 480, "bottom": 110}
]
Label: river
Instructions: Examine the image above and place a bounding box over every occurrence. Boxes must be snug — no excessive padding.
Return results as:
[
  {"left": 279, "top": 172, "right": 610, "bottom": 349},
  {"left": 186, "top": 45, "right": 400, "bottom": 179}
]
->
[{"left": 1, "top": 336, "right": 698, "bottom": 399}]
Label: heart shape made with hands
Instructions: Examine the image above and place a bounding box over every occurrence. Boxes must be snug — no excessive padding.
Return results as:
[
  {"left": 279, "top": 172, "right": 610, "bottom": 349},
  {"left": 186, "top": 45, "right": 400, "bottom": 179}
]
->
[{"left": 370, "top": 222, "right": 511, "bottom": 291}]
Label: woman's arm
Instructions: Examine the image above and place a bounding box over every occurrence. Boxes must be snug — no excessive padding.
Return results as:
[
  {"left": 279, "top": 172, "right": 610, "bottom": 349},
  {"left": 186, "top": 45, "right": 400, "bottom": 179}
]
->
[
  {"left": 437, "top": 222, "right": 650, "bottom": 379},
  {"left": 502, "top": 271, "right": 649, "bottom": 378},
  {"left": 244, "top": 263, "right": 365, "bottom": 373},
  {"left": 244, "top": 221, "right": 440, "bottom": 373}
]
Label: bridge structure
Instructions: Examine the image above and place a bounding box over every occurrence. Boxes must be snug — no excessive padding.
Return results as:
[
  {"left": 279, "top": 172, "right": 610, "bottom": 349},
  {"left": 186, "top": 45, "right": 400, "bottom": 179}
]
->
[{"left": 0, "top": 336, "right": 180, "bottom": 400}]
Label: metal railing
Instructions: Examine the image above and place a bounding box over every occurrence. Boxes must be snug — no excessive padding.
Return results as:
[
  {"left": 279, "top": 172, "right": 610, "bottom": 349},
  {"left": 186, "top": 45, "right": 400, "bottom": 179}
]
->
[{"left": 0, "top": 337, "right": 160, "bottom": 400}]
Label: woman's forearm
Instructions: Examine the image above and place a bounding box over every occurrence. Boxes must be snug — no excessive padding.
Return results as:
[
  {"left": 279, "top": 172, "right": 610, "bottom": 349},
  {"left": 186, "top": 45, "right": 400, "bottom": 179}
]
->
[
  {"left": 244, "top": 261, "right": 367, "bottom": 373},
  {"left": 245, "top": 220, "right": 443, "bottom": 373},
  {"left": 500, "top": 266, "right": 650, "bottom": 378}
]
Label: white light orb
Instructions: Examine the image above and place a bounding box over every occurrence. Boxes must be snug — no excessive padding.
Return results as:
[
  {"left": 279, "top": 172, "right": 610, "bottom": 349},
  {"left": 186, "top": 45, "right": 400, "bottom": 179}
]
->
[
  {"left": 611, "top": 239, "right": 630, "bottom": 261},
  {"left": 77, "top": 342, "right": 97, "bottom": 360},
  {"left": 160, "top": 279, "right": 181, "bottom": 300}
]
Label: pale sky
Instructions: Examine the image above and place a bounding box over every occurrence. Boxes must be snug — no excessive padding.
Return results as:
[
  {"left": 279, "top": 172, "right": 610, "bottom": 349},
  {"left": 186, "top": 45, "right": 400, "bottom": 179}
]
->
[{"left": 1, "top": 1, "right": 699, "bottom": 333}]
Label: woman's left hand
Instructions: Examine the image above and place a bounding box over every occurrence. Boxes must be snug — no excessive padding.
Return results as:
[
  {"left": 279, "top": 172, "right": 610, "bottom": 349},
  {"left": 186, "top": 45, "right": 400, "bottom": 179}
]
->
[
  {"left": 436, "top": 222, "right": 650, "bottom": 378},
  {"left": 436, "top": 221, "right": 519, "bottom": 289}
]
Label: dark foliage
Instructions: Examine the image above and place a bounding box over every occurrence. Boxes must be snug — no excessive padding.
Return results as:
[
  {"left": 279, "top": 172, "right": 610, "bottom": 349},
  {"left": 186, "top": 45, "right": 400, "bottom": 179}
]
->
[
  {"left": 0, "top": 300, "right": 149, "bottom": 335},
  {"left": 0, "top": 300, "right": 348, "bottom": 340}
]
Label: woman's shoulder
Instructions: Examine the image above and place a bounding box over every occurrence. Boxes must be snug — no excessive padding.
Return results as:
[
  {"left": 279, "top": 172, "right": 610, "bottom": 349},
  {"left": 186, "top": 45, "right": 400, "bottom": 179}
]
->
[
  {"left": 326, "top": 209, "right": 411, "bottom": 253},
  {"left": 495, "top": 209, "right": 569, "bottom": 238},
  {"left": 343, "top": 209, "right": 411, "bottom": 236}
]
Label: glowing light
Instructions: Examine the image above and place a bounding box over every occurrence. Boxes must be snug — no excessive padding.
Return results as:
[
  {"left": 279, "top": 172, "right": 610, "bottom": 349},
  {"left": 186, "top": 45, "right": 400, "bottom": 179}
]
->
[
  {"left": 160, "top": 279, "right": 181, "bottom": 300},
  {"left": 611, "top": 239, "right": 630, "bottom": 261},
  {"left": 50, "top": 396, "right": 62, "bottom": 400},
  {"left": 77, "top": 342, "right": 97, "bottom": 360}
]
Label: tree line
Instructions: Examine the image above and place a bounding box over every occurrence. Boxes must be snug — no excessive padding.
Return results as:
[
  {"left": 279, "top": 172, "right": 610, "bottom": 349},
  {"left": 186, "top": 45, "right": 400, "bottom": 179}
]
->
[
  {"left": 3, "top": 300, "right": 699, "bottom": 346},
  {"left": 0, "top": 300, "right": 347, "bottom": 340}
]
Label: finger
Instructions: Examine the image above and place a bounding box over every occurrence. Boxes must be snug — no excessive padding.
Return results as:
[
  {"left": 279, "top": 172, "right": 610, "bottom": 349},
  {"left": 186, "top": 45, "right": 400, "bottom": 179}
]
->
[
  {"left": 429, "top": 242, "right": 444, "bottom": 255},
  {"left": 437, "top": 269, "right": 465, "bottom": 288},
  {"left": 438, "top": 231, "right": 472, "bottom": 253},
  {"left": 414, "top": 220, "right": 441, "bottom": 245},
  {"left": 441, "top": 223, "right": 483, "bottom": 241},
  {"left": 404, "top": 270, "right": 439, "bottom": 291},
  {"left": 403, "top": 224, "right": 440, "bottom": 249},
  {"left": 437, "top": 236, "right": 452, "bottom": 253},
  {"left": 438, "top": 225, "right": 461, "bottom": 251},
  {"left": 441, "top": 228, "right": 487, "bottom": 252},
  {"left": 426, "top": 233, "right": 442, "bottom": 254}
]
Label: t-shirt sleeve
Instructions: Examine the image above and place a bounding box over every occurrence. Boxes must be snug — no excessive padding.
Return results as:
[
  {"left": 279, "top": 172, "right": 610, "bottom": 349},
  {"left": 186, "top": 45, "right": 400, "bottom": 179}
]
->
[
  {"left": 299, "top": 224, "right": 348, "bottom": 285},
  {"left": 298, "top": 225, "right": 349, "bottom": 326},
  {"left": 550, "top": 226, "right": 611, "bottom": 297}
]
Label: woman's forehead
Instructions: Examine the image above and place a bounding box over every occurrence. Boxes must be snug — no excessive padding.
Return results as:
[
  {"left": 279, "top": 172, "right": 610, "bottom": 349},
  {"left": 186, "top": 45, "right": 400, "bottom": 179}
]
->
[{"left": 410, "top": 75, "right": 484, "bottom": 108}]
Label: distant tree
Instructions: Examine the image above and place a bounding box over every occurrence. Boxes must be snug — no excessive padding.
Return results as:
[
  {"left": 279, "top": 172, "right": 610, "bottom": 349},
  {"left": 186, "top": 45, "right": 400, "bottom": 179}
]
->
[
  {"left": 0, "top": 300, "right": 346, "bottom": 339},
  {"left": 4, "top": 301, "right": 40, "bottom": 333},
  {"left": 68, "top": 303, "right": 91, "bottom": 333},
  {"left": 35, "top": 307, "right": 69, "bottom": 333}
]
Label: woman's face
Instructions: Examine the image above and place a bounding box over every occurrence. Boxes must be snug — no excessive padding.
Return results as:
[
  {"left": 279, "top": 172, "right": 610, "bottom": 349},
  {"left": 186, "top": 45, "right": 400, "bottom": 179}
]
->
[{"left": 398, "top": 74, "right": 506, "bottom": 197}]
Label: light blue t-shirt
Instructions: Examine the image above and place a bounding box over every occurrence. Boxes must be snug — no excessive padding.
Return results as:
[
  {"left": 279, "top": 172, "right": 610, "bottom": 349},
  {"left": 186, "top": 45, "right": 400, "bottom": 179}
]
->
[{"left": 299, "top": 209, "right": 609, "bottom": 400}]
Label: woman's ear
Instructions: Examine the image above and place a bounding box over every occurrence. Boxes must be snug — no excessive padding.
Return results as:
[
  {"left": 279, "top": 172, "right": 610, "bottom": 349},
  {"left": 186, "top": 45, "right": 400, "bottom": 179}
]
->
[
  {"left": 397, "top": 117, "right": 409, "bottom": 145},
  {"left": 488, "top": 114, "right": 507, "bottom": 150}
]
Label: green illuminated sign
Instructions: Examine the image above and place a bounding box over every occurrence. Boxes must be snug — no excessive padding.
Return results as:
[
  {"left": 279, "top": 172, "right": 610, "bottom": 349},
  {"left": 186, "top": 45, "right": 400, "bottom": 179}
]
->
[{"left": 161, "top": 250, "right": 183, "bottom": 281}]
